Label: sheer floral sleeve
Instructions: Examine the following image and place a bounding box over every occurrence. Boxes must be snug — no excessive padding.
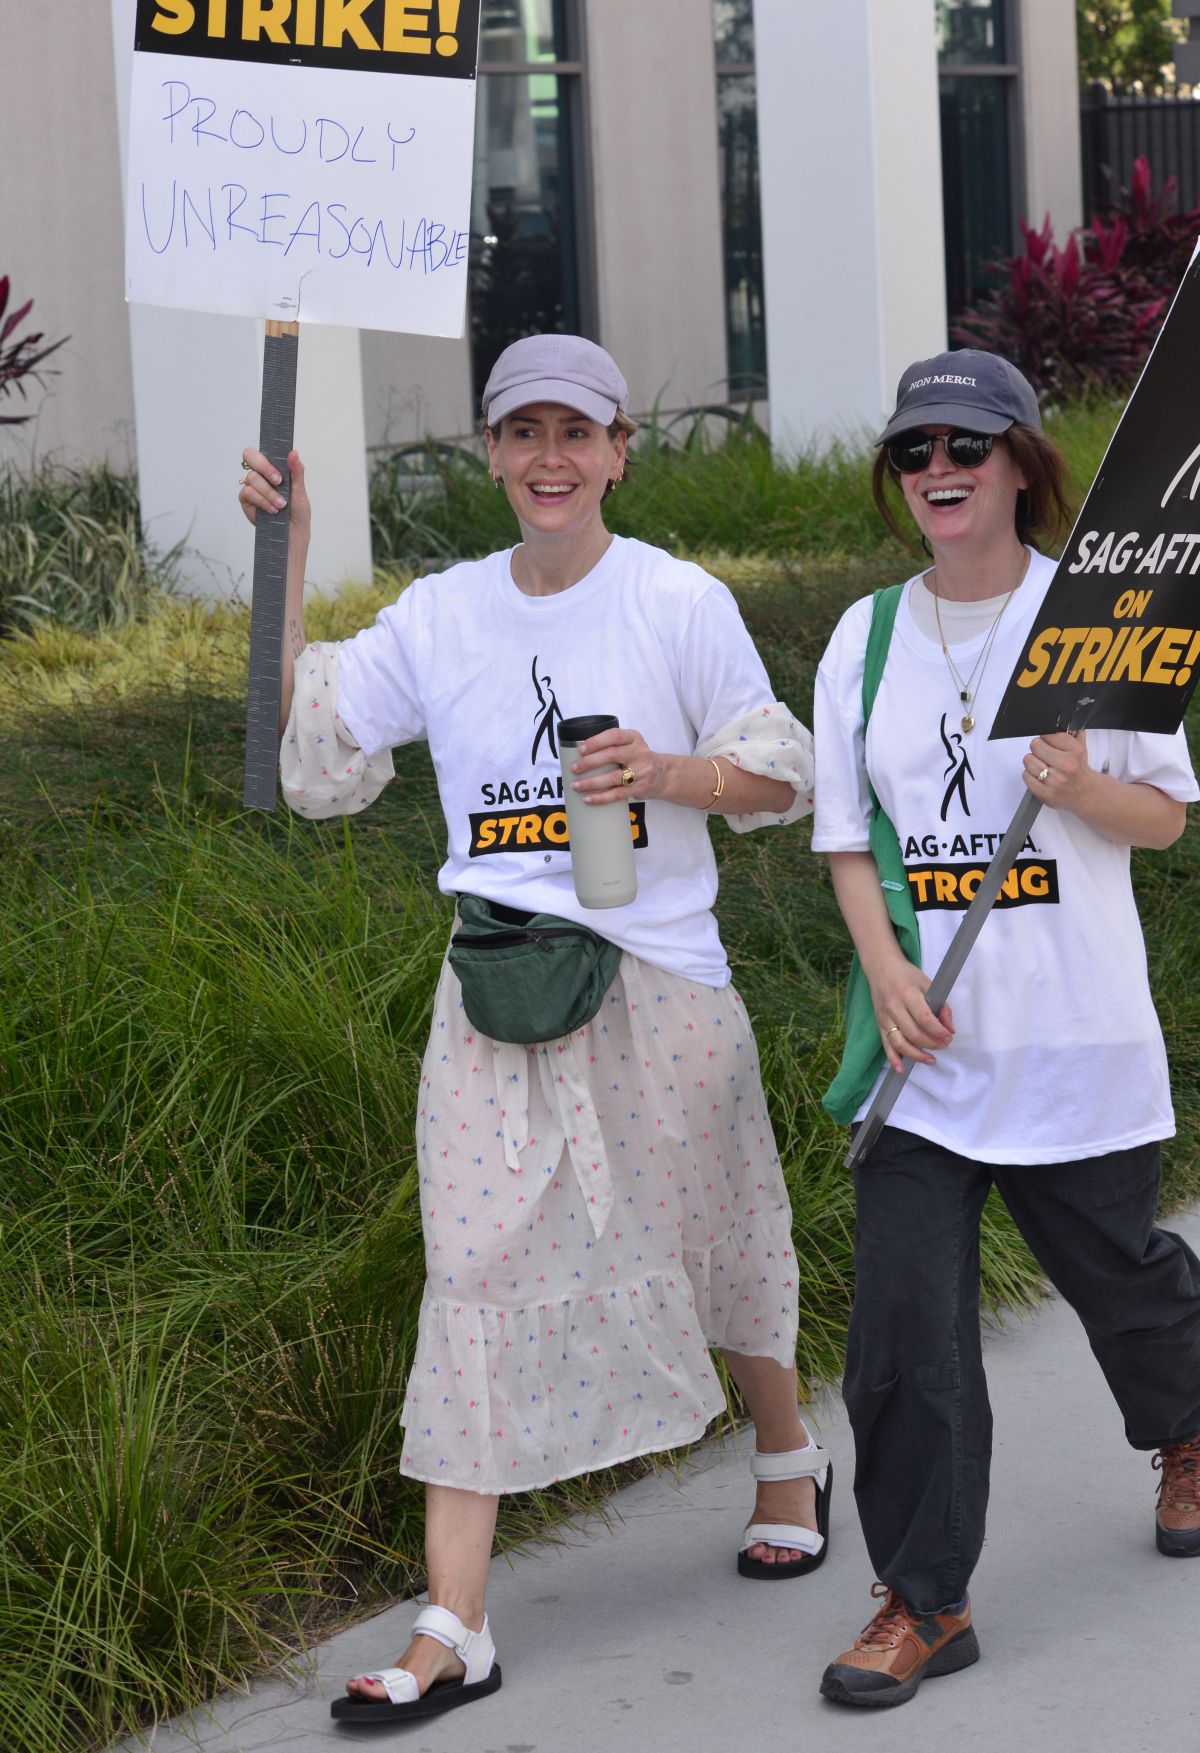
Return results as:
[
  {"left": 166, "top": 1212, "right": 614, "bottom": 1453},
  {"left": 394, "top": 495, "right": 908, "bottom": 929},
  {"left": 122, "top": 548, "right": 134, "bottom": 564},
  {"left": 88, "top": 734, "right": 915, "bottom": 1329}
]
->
[
  {"left": 695, "top": 702, "right": 814, "bottom": 831},
  {"left": 279, "top": 642, "right": 394, "bottom": 820}
]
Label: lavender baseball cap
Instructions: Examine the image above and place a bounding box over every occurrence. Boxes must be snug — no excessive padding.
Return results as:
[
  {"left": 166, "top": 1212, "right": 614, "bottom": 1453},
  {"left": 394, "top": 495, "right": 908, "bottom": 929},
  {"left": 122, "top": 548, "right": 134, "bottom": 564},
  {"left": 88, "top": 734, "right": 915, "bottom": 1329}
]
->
[
  {"left": 481, "top": 334, "right": 629, "bottom": 427},
  {"left": 877, "top": 348, "right": 1041, "bottom": 444}
]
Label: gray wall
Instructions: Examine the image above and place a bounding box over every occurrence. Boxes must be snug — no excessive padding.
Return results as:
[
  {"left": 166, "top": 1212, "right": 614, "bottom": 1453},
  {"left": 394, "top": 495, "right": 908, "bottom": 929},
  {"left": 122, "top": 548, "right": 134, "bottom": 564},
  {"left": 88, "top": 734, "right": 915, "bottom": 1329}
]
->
[{"left": 1, "top": 2, "right": 134, "bottom": 467}]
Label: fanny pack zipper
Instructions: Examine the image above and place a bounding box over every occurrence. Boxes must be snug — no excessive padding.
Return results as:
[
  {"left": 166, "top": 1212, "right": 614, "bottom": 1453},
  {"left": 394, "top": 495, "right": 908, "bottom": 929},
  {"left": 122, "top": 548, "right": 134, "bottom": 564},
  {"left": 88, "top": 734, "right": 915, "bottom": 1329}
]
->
[{"left": 451, "top": 925, "right": 596, "bottom": 951}]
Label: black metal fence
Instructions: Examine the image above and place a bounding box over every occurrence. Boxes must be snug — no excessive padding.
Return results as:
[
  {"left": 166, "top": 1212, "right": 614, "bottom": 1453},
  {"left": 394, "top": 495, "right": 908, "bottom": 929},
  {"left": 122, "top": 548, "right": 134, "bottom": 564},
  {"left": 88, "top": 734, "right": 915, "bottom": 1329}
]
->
[{"left": 1080, "top": 83, "right": 1200, "bottom": 218}]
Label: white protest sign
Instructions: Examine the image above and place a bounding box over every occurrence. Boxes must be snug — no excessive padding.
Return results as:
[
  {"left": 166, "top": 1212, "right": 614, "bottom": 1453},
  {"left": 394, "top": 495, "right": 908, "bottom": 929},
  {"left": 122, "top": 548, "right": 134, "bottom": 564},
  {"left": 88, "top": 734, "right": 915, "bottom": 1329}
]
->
[{"left": 124, "top": 0, "right": 481, "bottom": 335}]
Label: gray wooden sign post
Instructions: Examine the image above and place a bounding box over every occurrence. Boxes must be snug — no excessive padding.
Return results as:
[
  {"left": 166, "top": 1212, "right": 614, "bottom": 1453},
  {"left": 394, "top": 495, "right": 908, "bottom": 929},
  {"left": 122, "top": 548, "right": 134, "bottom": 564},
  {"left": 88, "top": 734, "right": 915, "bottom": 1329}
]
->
[{"left": 242, "top": 321, "right": 299, "bottom": 813}]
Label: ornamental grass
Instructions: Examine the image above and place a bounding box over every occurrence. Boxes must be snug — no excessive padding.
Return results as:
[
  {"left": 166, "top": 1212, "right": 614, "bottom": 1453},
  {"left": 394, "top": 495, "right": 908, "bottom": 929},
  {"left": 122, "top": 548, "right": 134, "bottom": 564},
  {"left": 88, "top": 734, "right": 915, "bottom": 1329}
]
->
[{"left": 0, "top": 406, "right": 1196, "bottom": 1750}]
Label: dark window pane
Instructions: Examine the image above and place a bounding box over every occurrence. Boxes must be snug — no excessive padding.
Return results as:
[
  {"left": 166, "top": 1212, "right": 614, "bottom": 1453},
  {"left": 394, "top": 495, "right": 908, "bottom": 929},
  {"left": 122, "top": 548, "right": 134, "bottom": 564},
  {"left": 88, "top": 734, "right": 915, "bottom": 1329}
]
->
[
  {"left": 469, "top": 67, "right": 580, "bottom": 401},
  {"left": 940, "top": 73, "right": 1014, "bottom": 315},
  {"left": 714, "top": 0, "right": 755, "bottom": 66},
  {"left": 479, "top": 0, "right": 569, "bottom": 65},
  {"left": 717, "top": 71, "right": 766, "bottom": 395},
  {"left": 936, "top": 0, "right": 1009, "bottom": 65}
]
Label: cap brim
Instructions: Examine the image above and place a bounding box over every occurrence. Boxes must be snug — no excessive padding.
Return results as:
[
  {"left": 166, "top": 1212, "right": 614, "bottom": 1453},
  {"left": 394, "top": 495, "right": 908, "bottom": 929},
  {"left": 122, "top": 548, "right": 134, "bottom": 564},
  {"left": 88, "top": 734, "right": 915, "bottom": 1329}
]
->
[
  {"left": 485, "top": 379, "right": 618, "bottom": 427},
  {"left": 876, "top": 402, "right": 1015, "bottom": 445}
]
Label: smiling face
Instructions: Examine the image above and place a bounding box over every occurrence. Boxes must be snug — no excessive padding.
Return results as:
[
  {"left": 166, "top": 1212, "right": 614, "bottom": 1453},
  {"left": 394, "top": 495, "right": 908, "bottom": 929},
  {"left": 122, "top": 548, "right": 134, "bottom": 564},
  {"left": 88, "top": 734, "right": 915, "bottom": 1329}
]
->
[
  {"left": 897, "top": 424, "right": 1028, "bottom": 560},
  {"left": 485, "top": 402, "right": 627, "bottom": 539}
]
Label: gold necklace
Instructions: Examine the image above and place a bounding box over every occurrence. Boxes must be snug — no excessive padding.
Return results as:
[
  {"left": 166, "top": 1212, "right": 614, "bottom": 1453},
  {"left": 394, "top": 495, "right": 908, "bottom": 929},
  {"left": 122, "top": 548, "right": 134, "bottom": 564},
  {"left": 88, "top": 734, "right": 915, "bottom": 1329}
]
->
[{"left": 930, "top": 549, "right": 1030, "bottom": 733}]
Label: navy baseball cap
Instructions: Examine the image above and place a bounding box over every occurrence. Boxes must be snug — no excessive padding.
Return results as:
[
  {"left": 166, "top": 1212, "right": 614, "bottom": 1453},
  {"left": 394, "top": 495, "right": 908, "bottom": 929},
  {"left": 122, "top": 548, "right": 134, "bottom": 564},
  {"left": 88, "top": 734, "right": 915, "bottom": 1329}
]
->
[{"left": 877, "top": 349, "right": 1041, "bottom": 444}]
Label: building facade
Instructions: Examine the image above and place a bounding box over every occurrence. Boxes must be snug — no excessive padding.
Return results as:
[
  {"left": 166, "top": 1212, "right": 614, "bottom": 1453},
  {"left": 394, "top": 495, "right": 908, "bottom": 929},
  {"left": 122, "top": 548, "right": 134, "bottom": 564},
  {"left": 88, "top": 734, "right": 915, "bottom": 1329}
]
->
[{"left": 2, "top": 0, "right": 1081, "bottom": 588}]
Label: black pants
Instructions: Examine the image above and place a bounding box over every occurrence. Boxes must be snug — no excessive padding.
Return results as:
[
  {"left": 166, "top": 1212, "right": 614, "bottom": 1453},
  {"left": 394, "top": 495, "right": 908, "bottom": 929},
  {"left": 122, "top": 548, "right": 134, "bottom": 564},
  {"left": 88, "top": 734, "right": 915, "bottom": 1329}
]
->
[{"left": 843, "top": 1126, "right": 1200, "bottom": 1614}]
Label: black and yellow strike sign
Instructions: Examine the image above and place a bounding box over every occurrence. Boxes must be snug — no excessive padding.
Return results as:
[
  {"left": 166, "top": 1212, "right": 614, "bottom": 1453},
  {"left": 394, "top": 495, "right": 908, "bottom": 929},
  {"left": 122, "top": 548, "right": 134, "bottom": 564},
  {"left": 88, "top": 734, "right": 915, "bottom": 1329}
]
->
[
  {"left": 991, "top": 251, "right": 1200, "bottom": 741},
  {"left": 134, "top": 0, "right": 481, "bottom": 78}
]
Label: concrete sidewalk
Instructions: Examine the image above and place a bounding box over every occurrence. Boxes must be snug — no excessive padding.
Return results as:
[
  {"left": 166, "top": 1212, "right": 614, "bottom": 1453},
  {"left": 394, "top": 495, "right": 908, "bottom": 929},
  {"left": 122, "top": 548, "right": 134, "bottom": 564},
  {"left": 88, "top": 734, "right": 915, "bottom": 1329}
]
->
[{"left": 118, "top": 1204, "right": 1200, "bottom": 1753}]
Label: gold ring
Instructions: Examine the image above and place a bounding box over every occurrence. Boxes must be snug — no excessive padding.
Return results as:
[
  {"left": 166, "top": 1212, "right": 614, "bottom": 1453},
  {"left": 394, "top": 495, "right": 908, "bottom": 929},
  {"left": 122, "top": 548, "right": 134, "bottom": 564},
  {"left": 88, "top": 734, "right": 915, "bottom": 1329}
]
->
[
  {"left": 620, "top": 767, "right": 635, "bottom": 787},
  {"left": 1037, "top": 765, "right": 1050, "bottom": 783},
  {"left": 885, "top": 1025, "right": 900, "bottom": 1038},
  {"left": 239, "top": 468, "right": 250, "bottom": 486}
]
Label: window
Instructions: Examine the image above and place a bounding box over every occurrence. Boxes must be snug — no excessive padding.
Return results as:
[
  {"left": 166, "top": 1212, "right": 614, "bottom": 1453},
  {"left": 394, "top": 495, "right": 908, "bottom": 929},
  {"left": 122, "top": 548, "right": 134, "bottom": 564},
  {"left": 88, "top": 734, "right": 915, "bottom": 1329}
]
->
[
  {"left": 714, "top": 0, "right": 766, "bottom": 397},
  {"left": 470, "top": 1, "right": 589, "bottom": 406},
  {"left": 937, "top": 0, "right": 1019, "bottom": 317}
]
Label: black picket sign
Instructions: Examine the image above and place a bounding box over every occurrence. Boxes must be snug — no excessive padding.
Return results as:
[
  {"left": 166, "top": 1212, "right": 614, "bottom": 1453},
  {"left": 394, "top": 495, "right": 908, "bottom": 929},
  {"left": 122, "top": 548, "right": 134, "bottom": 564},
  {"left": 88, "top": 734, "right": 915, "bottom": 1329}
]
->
[
  {"left": 991, "top": 247, "right": 1200, "bottom": 741},
  {"left": 134, "top": 0, "right": 482, "bottom": 80}
]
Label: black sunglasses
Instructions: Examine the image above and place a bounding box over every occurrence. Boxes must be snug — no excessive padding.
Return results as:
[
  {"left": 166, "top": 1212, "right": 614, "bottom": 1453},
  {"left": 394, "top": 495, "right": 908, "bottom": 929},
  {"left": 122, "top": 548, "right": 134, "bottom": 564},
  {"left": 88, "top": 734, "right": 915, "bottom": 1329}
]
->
[{"left": 886, "top": 430, "right": 995, "bottom": 473}]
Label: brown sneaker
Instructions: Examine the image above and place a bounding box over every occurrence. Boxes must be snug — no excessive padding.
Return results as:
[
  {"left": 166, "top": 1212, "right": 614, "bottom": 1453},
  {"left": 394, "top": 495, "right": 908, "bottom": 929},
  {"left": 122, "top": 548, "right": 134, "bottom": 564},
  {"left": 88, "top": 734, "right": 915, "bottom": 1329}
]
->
[
  {"left": 819, "top": 1584, "right": 980, "bottom": 1708},
  {"left": 1154, "top": 1435, "right": 1200, "bottom": 1556}
]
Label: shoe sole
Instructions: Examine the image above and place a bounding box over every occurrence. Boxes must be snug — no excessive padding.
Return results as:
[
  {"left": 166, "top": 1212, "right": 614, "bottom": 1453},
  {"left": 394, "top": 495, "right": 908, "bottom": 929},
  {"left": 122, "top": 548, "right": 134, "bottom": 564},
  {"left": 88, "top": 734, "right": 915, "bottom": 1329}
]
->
[
  {"left": 330, "top": 1664, "right": 501, "bottom": 1723},
  {"left": 738, "top": 1544, "right": 826, "bottom": 1580},
  {"left": 1157, "top": 1525, "right": 1200, "bottom": 1557},
  {"left": 819, "top": 1626, "right": 980, "bottom": 1709}
]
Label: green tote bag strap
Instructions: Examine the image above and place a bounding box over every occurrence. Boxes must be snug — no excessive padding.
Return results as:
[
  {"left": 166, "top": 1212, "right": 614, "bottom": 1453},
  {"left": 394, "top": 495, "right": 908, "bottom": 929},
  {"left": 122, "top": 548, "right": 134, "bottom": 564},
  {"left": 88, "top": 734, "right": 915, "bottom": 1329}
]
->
[
  {"left": 861, "top": 583, "right": 902, "bottom": 786},
  {"left": 822, "top": 583, "right": 923, "bottom": 1124}
]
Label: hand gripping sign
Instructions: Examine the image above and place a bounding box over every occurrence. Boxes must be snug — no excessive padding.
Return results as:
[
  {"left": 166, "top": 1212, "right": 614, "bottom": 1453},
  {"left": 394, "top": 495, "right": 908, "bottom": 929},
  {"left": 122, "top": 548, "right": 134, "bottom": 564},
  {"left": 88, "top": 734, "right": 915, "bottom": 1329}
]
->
[
  {"left": 123, "top": 0, "right": 482, "bottom": 808},
  {"left": 847, "top": 247, "right": 1200, "bottom": 1171}
]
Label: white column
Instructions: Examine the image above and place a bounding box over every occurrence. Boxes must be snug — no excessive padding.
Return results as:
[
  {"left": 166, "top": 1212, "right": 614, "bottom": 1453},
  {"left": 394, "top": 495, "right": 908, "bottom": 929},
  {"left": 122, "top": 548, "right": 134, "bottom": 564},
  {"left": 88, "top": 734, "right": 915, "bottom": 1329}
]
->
[
  {"left": 585, "top": 0, "right": 728, "bottom": 413},
  {"left": 109, "top": 0, "right": 372, "bottom": 598},
  {"left": 756, "top": 0, "right": 948, "bottom": 453},
  {"left": 1016, "top": 0, "right": 1083, "bottom": 239}
]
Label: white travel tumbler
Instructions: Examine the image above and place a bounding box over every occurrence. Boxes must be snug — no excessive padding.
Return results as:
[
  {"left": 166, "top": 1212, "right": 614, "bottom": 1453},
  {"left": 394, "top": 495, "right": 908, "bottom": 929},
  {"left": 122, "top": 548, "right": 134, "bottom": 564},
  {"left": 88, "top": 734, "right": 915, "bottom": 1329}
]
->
[{"left": 558, "top": 714, "right": 638, "bottom": 909}]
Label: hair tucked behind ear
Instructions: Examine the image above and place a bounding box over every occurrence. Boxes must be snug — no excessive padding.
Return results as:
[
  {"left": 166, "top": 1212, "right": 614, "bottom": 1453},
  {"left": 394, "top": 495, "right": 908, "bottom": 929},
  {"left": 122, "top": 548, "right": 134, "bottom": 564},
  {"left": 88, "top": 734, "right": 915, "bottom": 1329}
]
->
[{"left": 1004, "top": 424, "right": 1072, "bottom": 549}]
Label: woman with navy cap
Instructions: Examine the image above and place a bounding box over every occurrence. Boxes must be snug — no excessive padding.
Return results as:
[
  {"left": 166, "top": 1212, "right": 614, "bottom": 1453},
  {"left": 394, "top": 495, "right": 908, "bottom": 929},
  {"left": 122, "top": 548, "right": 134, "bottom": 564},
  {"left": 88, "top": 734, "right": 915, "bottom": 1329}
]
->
[
  {"left": 813, "top": 348, "right": 1200, "bottom": 1708},
  {"left": 238, "top": 334, "right": 828, "bottom": 1723}
]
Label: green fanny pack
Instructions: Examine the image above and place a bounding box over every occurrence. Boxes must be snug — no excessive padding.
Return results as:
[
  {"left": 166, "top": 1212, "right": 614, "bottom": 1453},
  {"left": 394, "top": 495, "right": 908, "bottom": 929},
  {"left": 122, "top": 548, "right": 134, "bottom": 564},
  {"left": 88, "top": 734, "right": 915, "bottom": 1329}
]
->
[{"left": 447, "top": 893, "right": 623, "bottom": 1045}]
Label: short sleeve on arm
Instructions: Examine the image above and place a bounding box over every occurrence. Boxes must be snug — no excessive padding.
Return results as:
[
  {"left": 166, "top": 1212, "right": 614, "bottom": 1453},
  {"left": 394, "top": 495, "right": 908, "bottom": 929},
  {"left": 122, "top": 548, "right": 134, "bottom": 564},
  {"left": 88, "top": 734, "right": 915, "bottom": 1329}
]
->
[
  {"left": 1104, "top": 725, "right": 1200, "bottom": 803},
  {"left": 811, "top": 597, "right": 874, "bottom": 853},
  {"left": 334, "top": 582, "right": 428, "bottom": 757},
  {"left": 674, "top": 578, "right": 777, "bottom": 740}
]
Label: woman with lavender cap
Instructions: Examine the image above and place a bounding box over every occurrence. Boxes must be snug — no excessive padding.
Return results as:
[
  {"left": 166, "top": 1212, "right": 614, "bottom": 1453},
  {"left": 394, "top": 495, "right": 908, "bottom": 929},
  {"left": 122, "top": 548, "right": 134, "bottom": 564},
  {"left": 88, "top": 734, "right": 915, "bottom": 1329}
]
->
[
  {"left": 813, "top": 347, "right": 1200, "bottom": 1709},
  {"left": 238, "top": 333, "right": 826, "bottom": 1724}
]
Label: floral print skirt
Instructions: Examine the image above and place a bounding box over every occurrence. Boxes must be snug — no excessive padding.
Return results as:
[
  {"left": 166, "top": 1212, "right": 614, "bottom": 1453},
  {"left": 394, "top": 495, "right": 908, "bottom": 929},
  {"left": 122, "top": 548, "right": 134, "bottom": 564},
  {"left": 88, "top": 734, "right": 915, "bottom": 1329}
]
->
[{"left": 399, "top": 951, "right": 799, "bottom": 1494}]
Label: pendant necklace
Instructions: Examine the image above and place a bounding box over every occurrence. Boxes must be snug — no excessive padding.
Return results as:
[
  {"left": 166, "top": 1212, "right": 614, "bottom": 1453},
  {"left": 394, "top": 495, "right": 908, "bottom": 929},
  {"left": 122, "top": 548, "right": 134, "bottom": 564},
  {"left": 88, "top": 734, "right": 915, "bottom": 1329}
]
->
[{"left": 931, "top": 549, "right": 1030, "bottom": 733}]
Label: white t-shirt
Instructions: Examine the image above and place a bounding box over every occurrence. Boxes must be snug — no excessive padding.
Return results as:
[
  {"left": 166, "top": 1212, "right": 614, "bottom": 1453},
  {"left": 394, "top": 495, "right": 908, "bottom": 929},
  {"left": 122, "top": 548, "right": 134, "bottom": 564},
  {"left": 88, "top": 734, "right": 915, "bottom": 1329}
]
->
[
  {"left": 335, "top": 536, "right": 784, "bottom": 985},
  {"left": 813, "top": 549, "right": 1199, "bottom": 1162}
]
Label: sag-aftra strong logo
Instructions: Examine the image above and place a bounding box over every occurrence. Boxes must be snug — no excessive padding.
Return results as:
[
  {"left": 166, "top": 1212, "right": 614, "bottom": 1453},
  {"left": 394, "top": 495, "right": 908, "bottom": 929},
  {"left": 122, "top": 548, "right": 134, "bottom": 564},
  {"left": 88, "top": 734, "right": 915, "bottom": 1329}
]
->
[
  {"left": 135, "top": 0, "right": 481, "bottom": 78},
  {"left": 903, "top": 710, "right": 1059, "bottom": 913},
  {"left": 467, "top": 656, "right": 647, "bottom": 858}
]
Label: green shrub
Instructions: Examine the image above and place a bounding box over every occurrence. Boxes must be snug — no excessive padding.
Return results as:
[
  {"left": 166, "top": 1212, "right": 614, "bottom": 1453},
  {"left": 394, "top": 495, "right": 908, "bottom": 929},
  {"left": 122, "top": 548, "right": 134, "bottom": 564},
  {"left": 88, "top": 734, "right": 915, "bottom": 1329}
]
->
[
  {"left": 0, "top": 276, "right": 66, "bottom": 426},
  {"left": 952, "top": 159, "right": 1200, "bottom": 401},
  {"left": 368, "top": 395, "right": 1119, "bottom": 565},
  {"left": 0, "top": 461, "right": 179, "bottom": 636}
]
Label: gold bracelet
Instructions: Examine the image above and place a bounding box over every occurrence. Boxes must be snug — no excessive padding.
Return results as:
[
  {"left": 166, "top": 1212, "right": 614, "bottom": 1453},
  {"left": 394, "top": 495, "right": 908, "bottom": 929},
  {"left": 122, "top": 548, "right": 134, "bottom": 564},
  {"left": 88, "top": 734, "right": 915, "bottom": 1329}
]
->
[{"left": 707, "top": 757, "right": 725, "bottom": 806}]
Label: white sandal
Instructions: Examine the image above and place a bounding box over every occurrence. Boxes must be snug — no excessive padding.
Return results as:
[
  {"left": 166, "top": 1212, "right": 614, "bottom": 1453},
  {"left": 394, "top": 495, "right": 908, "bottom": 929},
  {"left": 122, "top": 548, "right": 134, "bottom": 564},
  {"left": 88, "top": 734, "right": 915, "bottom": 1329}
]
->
[
  {"left": 738, "top": 1443, "right": 833, "bottom": 1580},
  {"left": 330, "top": 1604, "right": 502, "bottom": 1723}
]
